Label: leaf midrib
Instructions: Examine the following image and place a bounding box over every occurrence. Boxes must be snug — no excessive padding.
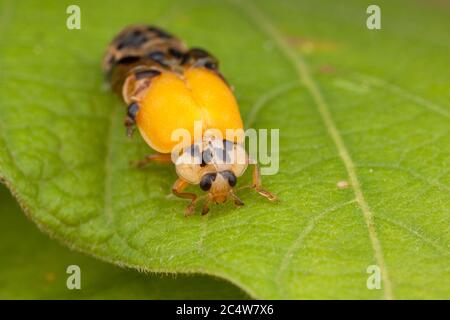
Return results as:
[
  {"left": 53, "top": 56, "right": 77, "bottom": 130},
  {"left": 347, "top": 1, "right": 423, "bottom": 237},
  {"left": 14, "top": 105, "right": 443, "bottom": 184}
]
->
[{"left": 235, "top": 0, "right": 394, "bottom": 300}]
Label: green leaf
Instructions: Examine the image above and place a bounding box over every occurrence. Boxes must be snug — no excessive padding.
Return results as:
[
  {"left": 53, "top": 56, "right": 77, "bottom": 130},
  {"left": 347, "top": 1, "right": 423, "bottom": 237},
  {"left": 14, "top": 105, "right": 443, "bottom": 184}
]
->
[
  {"left": 0, "top": 0, "right": 448, "bottom": 299},
  {"left": 0, "top": 185, "right": 248, "bottom": 299}
]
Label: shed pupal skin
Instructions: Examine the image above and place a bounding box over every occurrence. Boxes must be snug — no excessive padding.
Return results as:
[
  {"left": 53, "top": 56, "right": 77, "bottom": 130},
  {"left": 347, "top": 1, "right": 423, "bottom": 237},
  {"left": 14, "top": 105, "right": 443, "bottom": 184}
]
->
[{"left": 104, "top": 24, "right": 277, "bottom": 215}]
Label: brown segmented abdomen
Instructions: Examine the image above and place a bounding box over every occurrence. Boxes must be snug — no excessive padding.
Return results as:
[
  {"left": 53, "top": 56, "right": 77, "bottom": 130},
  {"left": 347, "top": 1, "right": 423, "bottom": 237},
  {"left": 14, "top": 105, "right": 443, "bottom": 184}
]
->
[
  {"left": 102, "top": 24, "right": 226, "bottom": 138},
  {"left": 102, "top": 24, "right": 188, "bottom": 95}
]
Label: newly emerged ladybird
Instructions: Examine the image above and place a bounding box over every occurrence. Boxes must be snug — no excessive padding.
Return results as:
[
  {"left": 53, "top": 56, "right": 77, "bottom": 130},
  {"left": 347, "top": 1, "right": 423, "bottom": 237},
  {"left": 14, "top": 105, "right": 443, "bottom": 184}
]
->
[{"left": 103, "top": 24, "right": 277, "bottom": 215}]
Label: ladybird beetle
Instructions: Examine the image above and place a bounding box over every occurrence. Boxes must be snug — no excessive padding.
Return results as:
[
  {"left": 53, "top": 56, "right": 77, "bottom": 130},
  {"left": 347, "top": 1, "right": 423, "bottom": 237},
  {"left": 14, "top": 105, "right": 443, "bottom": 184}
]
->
[{"left": 103, "top": 24, "right": 277, "bottom": 215}]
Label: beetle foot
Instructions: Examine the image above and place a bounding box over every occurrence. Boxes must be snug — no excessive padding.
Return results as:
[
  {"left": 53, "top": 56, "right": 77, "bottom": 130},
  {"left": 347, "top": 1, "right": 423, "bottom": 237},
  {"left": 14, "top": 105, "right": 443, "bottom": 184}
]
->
[{"left": 185, "top": 202, "right": 197, "bottom": 216}]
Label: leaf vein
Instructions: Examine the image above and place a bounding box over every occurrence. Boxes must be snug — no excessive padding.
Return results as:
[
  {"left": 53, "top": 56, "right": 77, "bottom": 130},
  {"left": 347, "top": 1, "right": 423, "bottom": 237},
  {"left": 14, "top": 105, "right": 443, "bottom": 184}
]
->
[{"left": 238, "top": 0, "right": 394, "bottom": 299}]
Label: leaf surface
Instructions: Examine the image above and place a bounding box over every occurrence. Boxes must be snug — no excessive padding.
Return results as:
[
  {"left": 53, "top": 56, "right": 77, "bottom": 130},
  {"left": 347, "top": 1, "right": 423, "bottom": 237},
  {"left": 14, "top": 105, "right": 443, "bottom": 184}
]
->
[
  {"left": 0, "top": 0, "right": 448, "bottom": 299},
  {"left": 0, "top": 186, "right": 248, "bottom": 299}
]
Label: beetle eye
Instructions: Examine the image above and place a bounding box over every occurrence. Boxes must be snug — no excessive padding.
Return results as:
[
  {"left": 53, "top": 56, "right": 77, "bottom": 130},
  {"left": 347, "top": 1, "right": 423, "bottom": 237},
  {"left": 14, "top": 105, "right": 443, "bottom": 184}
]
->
[
  {"left": 220, "top": 170, "right": 237, "bottom": 187},
  {"left": 200, "top": 173, "right": 216, "bottom": 191}
]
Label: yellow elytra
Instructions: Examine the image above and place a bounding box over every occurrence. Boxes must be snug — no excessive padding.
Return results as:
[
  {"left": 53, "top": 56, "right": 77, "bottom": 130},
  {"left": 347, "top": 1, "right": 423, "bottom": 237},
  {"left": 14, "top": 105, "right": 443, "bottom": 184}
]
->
[{"left": 137, "top": 67, "right": 243, "bottom": 153}]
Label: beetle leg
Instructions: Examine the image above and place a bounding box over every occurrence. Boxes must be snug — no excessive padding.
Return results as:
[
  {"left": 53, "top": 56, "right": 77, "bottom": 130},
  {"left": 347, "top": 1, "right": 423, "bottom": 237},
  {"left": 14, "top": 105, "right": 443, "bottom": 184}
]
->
[
  {"left": 201, "top": 196, "right": 211, "bottom": 215},
  {"left": 125, "top": 102, "right": 140, "bottom": 137},
  {"left": 229, "top": 189, "right": 244, "bottom": 206},
  {"left": 252, "top": 163, "right": 277, "bottom": 202},
  {"left": 124, "top": 117, "right": 135, "bottom": 137},
  {"left": 172, "top": 178, "right": 198, "bottom": 216},
  {"left": 132, "top": 153, "right": 172, "bottom": 168}
]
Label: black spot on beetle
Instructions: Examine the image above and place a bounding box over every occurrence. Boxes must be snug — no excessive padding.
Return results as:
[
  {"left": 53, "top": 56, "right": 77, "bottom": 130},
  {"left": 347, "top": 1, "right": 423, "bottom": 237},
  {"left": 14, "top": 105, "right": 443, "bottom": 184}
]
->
[
  {"left": 204, "top": 61, "right": 218, "bottom": 70},
  {"left": 220, "top": 170, "right": 237, "bottom": 187},
  {"left": 169, "top": 48, "right": 184, "bottom": 59},
  {"left": 148, "top": 51, "right": 165, "bottom": 62},
  {"left": 223, "top": 140, "right": 234, "bottom": 151},
  {"left": 134, "top": 69, "right": 161, "bottom": 80},
  {"left": 200, "top": 173, "right": 216, "bottom": 191},
  {"left": 188, "top": 144, "right": 200, "bottom": 157},
  {"left": 201, "top": 149, "right": 214, "bottom": 166},
  {"left": 189, "top": 48, "right": 210, "bottom": 58},
  {"left": 127, "top": 102, "right": 140, "bottom": 120},
  {"left": 117, "top": 31, "right": 148, "bottom": 50},
  {"left": 181, "top": 48, "right": 209, "bottom": 65},
  {"left": 116, "top": 56, "right": 141, "bottom": 65},
  {"left": 147, "top": 26, "right": 172, "bottom": 39},
  {"left": 214, "top": 147, "right": 230, "bottom": 164}
]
